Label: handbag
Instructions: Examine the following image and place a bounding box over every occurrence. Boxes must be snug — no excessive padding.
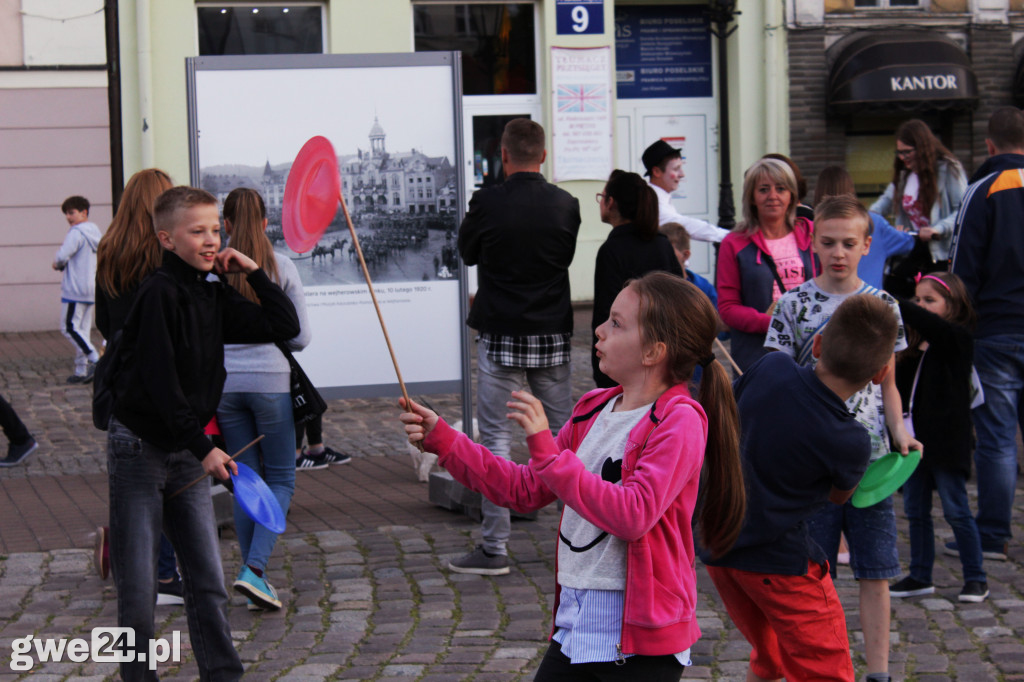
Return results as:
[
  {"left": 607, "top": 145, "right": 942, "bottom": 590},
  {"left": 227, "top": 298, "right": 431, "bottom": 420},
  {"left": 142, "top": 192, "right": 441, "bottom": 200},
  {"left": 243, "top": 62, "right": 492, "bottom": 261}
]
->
[
  {"left": 91, "top": 329, "right": 124, "bottom": 430},
  {"left": 276, "top": 342, "right": 327, "bottom": 424}
]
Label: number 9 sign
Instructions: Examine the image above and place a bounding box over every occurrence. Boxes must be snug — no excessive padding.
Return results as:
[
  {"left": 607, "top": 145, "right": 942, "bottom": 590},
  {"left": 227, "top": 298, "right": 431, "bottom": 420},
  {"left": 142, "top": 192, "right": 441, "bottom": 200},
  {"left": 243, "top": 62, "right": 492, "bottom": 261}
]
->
[{"left": 556, "top": 0, "right": 604, "bottom": 36}]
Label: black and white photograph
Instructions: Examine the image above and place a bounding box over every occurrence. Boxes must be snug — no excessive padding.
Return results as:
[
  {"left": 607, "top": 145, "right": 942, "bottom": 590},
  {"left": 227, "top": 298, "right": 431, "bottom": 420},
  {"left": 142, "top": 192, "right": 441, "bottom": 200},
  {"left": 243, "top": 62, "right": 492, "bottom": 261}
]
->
[
  {"left": 188, "top": 54, "right": 469, "bottom": 398},
  {"left": 194, "top": 62, "right": 462, "bottom": 287}
]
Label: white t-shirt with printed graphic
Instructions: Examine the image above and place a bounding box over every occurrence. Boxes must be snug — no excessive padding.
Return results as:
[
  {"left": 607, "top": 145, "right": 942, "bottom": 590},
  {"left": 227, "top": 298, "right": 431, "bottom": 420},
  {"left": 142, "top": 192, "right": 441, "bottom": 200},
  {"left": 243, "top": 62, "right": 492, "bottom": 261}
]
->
[
  {"left": 764, "top": 279, "right": 907, "bottom": 461},
  {"left": 557, "top": 396, "right": 652, "bottom": 590}
]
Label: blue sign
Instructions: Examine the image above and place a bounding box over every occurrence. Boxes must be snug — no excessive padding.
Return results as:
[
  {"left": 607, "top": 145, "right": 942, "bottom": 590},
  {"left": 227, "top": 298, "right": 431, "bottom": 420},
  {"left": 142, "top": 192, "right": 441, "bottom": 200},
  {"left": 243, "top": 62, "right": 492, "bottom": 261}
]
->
[
  {"left": 614, "top": 5, "right": 712, "bottom": 99},
  {"left": 556, "top": 0, "right": 604, "bottom": 36}
]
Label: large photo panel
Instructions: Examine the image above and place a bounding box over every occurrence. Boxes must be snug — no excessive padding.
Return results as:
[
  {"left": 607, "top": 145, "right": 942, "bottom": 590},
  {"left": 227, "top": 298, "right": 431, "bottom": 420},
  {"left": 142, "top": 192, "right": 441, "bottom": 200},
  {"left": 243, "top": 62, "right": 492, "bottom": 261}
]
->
[{"left": 187, "top": 53, "right": 470, "bottom": 401}]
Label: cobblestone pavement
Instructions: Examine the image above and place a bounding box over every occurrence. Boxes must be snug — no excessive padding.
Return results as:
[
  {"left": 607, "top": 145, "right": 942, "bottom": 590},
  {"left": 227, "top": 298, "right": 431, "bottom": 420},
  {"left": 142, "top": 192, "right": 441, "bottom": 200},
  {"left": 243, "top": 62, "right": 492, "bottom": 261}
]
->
[{"left": 1, "top": 313, "right": 1023, "bottom": 681}]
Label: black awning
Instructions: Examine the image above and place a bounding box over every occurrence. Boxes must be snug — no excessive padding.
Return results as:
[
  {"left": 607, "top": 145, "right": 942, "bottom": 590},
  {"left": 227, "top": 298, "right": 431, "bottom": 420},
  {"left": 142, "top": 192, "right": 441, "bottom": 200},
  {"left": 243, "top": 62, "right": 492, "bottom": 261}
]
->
[{"left": 828, "top": 31, "right": 978, "bottom": 114}]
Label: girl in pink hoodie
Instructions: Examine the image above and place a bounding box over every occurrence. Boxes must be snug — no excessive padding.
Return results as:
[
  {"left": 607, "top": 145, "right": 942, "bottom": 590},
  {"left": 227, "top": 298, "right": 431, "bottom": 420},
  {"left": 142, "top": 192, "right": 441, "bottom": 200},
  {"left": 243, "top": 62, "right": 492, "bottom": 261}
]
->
[{"left": 400, "top": 272, "right": 745, "bottom": 680}]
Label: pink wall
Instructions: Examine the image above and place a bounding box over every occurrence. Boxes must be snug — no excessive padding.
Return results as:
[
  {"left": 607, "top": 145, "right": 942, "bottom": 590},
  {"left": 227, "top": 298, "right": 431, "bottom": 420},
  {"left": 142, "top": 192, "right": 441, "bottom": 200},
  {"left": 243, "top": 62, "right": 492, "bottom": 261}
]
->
[{"left": 0, "top": 86, "right": 111, "bottom": 332}]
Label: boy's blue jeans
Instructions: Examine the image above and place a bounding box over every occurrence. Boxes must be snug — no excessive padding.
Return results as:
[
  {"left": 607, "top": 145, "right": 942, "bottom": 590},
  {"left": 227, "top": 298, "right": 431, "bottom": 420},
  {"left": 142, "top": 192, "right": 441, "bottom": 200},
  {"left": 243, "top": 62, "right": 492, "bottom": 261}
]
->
[
  {"left": 902, "top": 465, "right": 985, "bottom": 584},
  {"left": 108, "top": 417, "right": 242, "bottom": 681}
]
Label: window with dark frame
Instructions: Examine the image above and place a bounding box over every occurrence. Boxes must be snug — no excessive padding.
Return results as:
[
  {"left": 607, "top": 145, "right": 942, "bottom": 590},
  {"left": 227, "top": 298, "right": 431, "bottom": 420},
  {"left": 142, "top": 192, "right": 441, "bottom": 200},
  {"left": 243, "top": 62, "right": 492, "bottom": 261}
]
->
[
  {"left": 413, "top": 3, "right": 537, "bottom": 96},
  {"left": 197, "top": 4, "right": 323, "bottom": 56}
]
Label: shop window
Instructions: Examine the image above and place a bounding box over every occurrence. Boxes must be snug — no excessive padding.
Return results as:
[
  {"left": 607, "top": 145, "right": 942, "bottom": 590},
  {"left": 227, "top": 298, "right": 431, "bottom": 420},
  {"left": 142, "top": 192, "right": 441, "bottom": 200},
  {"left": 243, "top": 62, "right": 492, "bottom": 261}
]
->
[
  {"left": 413, "top": 3, "right": 537, "bottom": 95},
  {"left": 846, "top": 134, "right": 895, "bottom": 200},
  {"left": 852, "top": 0, "right": 924, "bottom": 7},
  {"left": 197, "top": 3, "right": 324, "bottom": 55}
]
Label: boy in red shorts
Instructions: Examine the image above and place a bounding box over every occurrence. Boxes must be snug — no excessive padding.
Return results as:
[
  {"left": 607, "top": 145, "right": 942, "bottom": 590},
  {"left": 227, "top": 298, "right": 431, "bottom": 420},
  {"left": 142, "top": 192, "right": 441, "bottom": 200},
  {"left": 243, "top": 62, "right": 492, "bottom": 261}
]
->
[{"left": 702, "top": 294, "right": 899, "bottom": 681}]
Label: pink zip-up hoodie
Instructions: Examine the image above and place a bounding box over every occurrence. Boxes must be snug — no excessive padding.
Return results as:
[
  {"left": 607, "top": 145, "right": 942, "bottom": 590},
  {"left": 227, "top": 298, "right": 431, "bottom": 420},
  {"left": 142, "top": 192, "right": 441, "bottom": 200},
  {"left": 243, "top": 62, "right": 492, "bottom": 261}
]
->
[{"left": 423, "top": 383, "right": 707, "bottom": 656}]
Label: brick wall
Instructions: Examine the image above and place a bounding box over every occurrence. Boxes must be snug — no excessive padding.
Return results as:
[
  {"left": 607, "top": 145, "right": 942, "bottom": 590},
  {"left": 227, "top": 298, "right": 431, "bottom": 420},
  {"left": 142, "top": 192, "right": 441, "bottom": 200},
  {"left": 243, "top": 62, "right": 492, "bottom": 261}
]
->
[
  {"left": 967, "top": 24, "right": 1015, "bottom": 173},
  {"left": 787, "top": 24, "right": 1016, "bottom": 200},
  {"left": 787, "top": 28, "right": 835, "bottom": 203}
]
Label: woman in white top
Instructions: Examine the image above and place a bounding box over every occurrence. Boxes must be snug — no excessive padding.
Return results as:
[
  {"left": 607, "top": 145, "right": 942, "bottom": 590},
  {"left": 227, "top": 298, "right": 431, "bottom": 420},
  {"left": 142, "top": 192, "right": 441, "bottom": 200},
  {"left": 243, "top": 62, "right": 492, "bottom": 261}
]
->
[{"left": 871, "top": 119, "right": 967, "bottom": 276}]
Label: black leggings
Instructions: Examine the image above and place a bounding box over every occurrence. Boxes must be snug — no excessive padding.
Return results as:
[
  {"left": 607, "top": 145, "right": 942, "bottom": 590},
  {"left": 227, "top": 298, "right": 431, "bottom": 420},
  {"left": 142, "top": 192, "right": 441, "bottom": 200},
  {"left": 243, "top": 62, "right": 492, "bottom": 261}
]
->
[
  {"left": 533, "top": 641, "right": 684, "bottom": 682},
  {"left": 295, "top": 414, "right": 323, "bottom": 450}
]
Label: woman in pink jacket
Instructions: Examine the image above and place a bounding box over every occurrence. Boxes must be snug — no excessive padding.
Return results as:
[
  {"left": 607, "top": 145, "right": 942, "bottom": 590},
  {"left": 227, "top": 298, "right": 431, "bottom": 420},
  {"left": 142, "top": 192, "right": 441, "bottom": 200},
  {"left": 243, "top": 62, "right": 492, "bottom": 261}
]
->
[
  {"left": 716, "top": 158, "right": 817, "bottom": 371},
  {"left": 401, "top": 272, "right": 745, "bottom": 680}
]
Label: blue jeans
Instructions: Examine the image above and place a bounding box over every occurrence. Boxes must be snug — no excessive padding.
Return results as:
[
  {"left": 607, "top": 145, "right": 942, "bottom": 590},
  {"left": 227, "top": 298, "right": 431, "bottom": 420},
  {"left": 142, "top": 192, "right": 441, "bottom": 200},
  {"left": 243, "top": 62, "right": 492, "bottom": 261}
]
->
[
  {"left": 476, "top": 345, "right": 572, "bottom": 555},
  {"left": 107, "top": 417, "right": 242, "bottom": 681},
  {"left": 157, "top": 535, "right": 176, "bottom": 581},
  {"left": 972, "top": 334, "right": 1024, "bottom": 549},
  {"left": 807, "top": 496, "right": 900, "bottom": 580},
  {"left": 902, "top": 466, "right": 985, "bottom": 584},
  {"left": 217, "top": 392, "right": 295, "bottom": 571}
]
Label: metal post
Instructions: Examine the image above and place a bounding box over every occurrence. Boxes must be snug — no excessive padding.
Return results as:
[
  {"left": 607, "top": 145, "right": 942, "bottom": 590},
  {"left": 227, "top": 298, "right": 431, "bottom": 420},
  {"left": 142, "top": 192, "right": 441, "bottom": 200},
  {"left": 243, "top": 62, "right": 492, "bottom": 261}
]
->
[
  {"left": 706, "top": 1, "right": 740, "bottom": 232},
  {"left": 104, "top": 0, "right": 124, "bottom": 211}
]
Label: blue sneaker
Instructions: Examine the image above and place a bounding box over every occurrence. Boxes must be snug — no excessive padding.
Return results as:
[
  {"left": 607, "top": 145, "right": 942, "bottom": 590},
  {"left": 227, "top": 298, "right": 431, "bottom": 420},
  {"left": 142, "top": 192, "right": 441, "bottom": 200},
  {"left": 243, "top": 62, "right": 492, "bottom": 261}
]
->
[{"left": 233, "top": 566, "right": 281, "bottom": 610}]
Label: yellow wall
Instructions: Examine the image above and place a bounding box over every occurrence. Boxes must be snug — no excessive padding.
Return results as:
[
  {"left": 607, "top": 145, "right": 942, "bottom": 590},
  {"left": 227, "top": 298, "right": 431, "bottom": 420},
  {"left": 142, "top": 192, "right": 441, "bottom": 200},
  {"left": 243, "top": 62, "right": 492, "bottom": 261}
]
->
[{"left": 123, "top": 0, "right": 785, "bottom": 298}]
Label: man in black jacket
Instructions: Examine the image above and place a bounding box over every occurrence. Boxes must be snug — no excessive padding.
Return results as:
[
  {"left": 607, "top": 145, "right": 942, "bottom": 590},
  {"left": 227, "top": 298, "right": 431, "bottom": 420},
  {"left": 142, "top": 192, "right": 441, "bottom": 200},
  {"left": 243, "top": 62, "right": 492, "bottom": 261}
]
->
[
  {"left": 455, "top": 118, "right": 581, "bottom": 575},
  {"left": 949, "top": 106, "right": 1024, "bottom": 562}
]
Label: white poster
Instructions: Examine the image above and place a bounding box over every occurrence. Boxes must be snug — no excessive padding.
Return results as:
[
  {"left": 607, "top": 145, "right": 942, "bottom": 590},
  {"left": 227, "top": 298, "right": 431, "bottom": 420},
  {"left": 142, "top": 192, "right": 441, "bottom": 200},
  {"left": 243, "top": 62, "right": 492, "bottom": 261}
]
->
[
  {"left": 642, "top": 114, "right": 709, "bottom": 216},
  {"left": 187, "top": 54, "right": 468, "bottom": 399},
  {"left": 550, "top": 46, "right": 614, "bottom": 182}
]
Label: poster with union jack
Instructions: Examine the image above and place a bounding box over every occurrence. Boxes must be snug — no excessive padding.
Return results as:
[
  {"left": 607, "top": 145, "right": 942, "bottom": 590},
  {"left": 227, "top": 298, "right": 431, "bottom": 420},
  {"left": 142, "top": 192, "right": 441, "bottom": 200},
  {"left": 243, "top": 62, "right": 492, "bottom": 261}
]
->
[
  {"left": 551, "top": 46, "right": 613, "bottom": 182},
  {"left": 557, "top": 84, "right": 608, "bottom": 113}
]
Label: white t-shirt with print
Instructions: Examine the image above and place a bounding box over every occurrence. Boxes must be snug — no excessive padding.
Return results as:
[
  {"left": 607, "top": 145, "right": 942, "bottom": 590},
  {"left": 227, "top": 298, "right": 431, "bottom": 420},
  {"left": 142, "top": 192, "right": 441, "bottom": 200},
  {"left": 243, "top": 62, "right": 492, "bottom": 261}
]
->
[{"left": 764, "top": 279, "right": 907, "bottom": 461}]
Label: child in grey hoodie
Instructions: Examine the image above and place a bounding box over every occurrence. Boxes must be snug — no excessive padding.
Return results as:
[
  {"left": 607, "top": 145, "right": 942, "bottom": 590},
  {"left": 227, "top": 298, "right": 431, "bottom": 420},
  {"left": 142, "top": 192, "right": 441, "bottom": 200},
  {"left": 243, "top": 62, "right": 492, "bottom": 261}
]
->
[{"left": 53, "top": 195, "right": 102, "bottom": 383}]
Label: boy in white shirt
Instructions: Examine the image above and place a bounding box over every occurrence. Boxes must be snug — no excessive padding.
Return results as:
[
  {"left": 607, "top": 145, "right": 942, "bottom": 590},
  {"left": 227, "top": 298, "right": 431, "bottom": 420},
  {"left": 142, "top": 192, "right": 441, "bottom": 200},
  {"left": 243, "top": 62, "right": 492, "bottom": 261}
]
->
[
  {"left": 53, "top": 195, "right": 102, "bottom": 384},
  {"left": 765, "top": 194, "right": 922, "bottom": 682},
  {"left": 642, "top": 140, "right": 728, "bottom": 242}
]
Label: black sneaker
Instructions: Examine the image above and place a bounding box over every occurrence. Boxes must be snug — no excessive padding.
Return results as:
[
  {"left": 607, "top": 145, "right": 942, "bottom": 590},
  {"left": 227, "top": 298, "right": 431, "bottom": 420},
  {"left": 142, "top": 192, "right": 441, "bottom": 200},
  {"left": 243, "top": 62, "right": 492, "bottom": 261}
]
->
[
  {"left": 945, "top": 540, "right": 1008, "bottom": 562},
  {"left": 890, "top": 575, "right": 935, "bottom": 598},
  {"left": 296, "top": 452, "right": 329, "bottom": 470},
  {"left": 959, "top": 581, "right": 990, "bottom": 603},
  {"left": 319, "top": 446, "right": 352, "bottom": 466},
  {"left": 448, "top": 545, "right": 510, "bottom": 576},
  {"left": 157, "top": 574, "right": 185, "bottom": 606},
  {"left": 1, "top": 437, "right": 38, "bottom": 467}
]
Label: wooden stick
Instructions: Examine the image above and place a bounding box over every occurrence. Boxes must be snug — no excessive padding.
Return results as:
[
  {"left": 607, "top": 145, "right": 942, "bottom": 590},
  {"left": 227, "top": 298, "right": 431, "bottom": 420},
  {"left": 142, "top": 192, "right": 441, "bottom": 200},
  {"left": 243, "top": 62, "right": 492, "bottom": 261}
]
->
[
  {"left": 168, "top": 435, "right": 264, "bottom": 500},
  {"left": 714, "top": 337, "right": 743, "bottom": 376},
  {"left": 338, "top": 191, "right": 423, "bottom": 451}
]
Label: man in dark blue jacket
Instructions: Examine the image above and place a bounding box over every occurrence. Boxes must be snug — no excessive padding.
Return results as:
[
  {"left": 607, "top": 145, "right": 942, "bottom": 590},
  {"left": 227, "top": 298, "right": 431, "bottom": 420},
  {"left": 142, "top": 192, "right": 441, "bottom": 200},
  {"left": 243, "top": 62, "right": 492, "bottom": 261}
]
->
[{"left": 949, "top": 106, "right": 1024, "bottom": 562}]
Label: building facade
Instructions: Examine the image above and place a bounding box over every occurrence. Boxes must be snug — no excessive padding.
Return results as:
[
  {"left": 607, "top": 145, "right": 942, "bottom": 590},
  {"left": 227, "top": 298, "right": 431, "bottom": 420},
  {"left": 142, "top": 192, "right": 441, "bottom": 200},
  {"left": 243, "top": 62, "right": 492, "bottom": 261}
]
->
[
  {"left": 787, "top": 0, "right": 1024, "bottom": 205},
  {"left": 0, "top": 0, "right": 112, "bottom": 332},
  {"left": 2, "top": 0, "right": 791, "bottom": 331}
]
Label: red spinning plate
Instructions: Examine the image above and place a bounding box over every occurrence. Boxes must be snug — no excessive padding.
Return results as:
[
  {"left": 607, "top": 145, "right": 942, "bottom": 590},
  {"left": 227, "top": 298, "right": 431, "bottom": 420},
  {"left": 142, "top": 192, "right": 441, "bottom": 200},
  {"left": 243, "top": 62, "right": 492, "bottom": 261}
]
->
[{"left": 282, "top": 136, "right": 341, "bottom": 253}]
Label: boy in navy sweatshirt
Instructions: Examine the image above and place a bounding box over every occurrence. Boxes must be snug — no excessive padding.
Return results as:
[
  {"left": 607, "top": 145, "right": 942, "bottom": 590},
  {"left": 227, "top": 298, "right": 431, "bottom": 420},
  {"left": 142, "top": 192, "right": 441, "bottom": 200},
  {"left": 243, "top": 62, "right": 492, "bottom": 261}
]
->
[{"left": 106, "top": 186, "right": 298, "bottom": 681}]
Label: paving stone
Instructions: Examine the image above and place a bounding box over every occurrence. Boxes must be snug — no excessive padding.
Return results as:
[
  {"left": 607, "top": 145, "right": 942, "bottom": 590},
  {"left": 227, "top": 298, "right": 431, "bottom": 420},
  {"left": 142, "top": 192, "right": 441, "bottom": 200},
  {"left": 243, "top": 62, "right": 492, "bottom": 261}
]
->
[{"left": 1, "top": 323, "right": 1023, "bottom": 680}]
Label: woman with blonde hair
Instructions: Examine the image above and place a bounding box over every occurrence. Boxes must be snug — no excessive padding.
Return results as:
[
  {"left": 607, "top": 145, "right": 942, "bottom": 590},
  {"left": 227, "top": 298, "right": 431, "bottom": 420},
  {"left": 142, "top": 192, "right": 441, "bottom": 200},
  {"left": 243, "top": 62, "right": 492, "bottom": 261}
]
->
[
  {"left": 217, "top": 187, "right": 311, "bottom": 611},
  {"left": 716, "top": 158, "right": 817, "bottom": 371}
]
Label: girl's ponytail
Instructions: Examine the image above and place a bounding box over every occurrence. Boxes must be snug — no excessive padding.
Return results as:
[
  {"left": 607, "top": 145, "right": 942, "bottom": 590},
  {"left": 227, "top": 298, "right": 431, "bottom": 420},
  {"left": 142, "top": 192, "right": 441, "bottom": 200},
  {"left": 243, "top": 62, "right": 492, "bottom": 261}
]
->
[
  {"left": 605, "top": 170, "right": 659, "bottom": 240},
  {"left": 223, "top": 188, "right": 279, "bottom": 303},
  {"left": 631, "top": 271, "right": 745, "bottom": 558},
  {"left": 696, "top": 357, "right": 745, "bottom": 558}
]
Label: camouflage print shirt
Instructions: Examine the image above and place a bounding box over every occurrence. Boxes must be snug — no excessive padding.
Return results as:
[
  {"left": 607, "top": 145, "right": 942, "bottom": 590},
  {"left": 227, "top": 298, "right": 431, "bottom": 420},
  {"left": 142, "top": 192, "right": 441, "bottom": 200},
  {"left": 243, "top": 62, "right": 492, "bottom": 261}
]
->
[{"left": 764, "top": 279, "right": 907, "bottom": 461}]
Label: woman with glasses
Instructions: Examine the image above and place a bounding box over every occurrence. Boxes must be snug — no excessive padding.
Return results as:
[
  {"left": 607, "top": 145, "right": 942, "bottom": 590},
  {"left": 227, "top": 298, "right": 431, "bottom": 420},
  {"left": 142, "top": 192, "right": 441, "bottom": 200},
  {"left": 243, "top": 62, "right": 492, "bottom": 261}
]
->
[
  {"left": 591, "top": 170, "right": 682, "bottom": 387},
  {"left": 870, "top": 120, "right": 967, "bottom": 289}
]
